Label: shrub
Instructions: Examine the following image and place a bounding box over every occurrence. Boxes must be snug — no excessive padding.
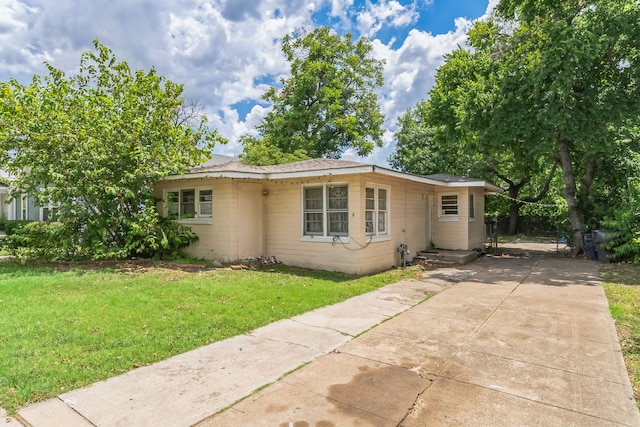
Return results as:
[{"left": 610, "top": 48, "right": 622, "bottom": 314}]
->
[
  {"left": 0, "top": 219, "right": 34, "bottom": 235},
  {"left": 601, "top": 182, "right": 640, "bottom": 263},
  {"left": 2, "top": 221, "right": 75, "bottom": 261},
  {"left": 2, "top": 216, "right": 198, "bottom": 262}
]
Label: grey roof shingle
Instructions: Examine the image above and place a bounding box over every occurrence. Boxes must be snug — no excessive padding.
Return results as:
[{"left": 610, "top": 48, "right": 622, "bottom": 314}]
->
[
  {"left": 190, "top": 157, "right": 368, "bottom": 175},
  {"left": 176, "top": 156, "right": 502, "bottom": 192},
  {"left": 425, "top": 173, "right": 483, "bottom": 183}
]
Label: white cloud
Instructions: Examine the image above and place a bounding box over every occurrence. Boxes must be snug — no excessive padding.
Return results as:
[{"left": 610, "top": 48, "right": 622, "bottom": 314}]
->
[
  {"left": 0, "top": 0, "right": 490, "bottom": 168},
  {"left": 362, "top": 17, "right": 473, "bottom": 166},
  {"left": 357, "top": 0, "right": 419, "bottom": 38}
]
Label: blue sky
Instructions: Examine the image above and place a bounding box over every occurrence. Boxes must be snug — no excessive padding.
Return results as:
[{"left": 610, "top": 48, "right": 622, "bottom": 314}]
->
[{"left": 0, "top": 0, "right": 495, "bottom": 166}]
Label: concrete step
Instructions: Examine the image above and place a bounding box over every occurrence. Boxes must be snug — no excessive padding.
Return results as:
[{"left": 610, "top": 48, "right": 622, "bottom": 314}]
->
[{"left": 416, "top": 250, "right": 478, "bottom": 265}]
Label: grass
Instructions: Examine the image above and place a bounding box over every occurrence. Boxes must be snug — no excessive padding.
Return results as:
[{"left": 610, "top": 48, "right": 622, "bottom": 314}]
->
[
  {"left": 599, "top": 263, "right": 640, "bottom": 408},
  {"left": 0, "top": 260, "right": 421, "bottom": 414}
]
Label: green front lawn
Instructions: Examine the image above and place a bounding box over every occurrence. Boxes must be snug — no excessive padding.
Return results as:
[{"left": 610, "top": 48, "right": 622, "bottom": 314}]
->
[
  {"left": 600, "top": 264, "right": 640, "bottom": 408},
  {"left": 0, "top": 261, "right": 420, "bottom": 414}
]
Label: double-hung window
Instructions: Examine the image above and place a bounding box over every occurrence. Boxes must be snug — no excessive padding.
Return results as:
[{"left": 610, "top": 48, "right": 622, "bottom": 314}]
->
[
  {"left": 303, "top": 184, "right": 349, "bottom": 237},
  {"left": 365, "top": 186, "right": 389, "bottom": 237},
  {"left": 166, "top": 188, "right": 212, "bottom": 220}
]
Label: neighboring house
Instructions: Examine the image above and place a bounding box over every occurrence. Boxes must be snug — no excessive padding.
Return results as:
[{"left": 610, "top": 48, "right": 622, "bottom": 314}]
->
[
  {"left": 153, "top": 156, "right": 502, "bottom": 274},
  {"left": 0, "top": 183, "right": 9, "bottom": 220},
  {"left": 0, "top": 170, "right": 13, "bottom": 220},
  {"left": 0, "top": 172, "right": 58, "bottom": 221}
]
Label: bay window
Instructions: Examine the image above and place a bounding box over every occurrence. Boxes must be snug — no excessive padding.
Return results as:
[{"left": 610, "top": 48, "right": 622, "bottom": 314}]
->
[{"left": 365, "top": 185, "right": 389, "bottom": 237}]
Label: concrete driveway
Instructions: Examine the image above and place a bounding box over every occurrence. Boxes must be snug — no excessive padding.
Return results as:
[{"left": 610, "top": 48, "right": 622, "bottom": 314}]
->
[
  {"left": 14, "top": 249, "right": 640, "bottom": 426},
  {"left": 200, "top": 254, "right": 639, "bottom": 426}
]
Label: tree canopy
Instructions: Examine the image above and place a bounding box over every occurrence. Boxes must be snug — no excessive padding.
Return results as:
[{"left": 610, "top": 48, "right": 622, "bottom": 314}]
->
[
  {"left": 242, "top": 27, "right": 385, "bottom": 165},
  {"left": 0, "top": 40, "right": 224, "bottom": 259},
  {"left": 393, "top": 0, "right": 640, "bottom": 246}
]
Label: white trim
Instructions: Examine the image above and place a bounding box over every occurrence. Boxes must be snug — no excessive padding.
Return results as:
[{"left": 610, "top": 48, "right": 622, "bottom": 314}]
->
[
  {"left": 163, "top": 186, "right": 213, "bottom": 222},
  {"left": 439, "top": 193, "right": 460, "bottom": 221},
  {"left": 365, "top": 182, "right": 390, "bottom": 238},
  {"left": 162, "top": 165, "right": 503, "bottom": 193},
  {"left": 300, "top": 236, "right": 351, "bottom": 243},
  {"left": 301, "top": 182, "right": 349, "bottom": 240}
]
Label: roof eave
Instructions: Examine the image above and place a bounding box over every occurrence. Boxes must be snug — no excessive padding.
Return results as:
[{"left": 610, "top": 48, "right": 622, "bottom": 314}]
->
[
  {"left": 162, "top": 164, "right": 505, "bottom": 193},
  {"left": 162, "top": 171, "right": 266, "bottom": 181}
]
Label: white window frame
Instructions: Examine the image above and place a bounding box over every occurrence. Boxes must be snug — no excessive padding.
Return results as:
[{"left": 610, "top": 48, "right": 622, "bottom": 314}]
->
[
  {"left": 164, "top": 187, "right": 212, "bottom": 224},
  {"left": 365, "top": 184, "right": 391, "bottom": 240},
  {"left": 301, "top": 183, "right": 349, "bottom": 241},
  {"left": 439, "top": 193, "right": 459, "bottom": 221}
]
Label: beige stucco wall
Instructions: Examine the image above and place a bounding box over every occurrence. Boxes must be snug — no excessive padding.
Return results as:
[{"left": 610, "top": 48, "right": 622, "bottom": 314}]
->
[
  {"left": 153, "top": 177, "right": 244, "bottom": 261},
  {"left": 468, "top": 188, "right": 486, "bottom": 249},
  {"left": 432, "top": 187, "right": 486, "bottom": 250},
  {"left": 153, "top": 174, "right": 486, "bottom": 273},
  {"left": 261, "top": 173, "right": 436, "bottom": 275}
]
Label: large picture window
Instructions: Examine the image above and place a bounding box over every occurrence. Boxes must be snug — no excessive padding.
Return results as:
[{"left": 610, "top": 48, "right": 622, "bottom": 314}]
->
[
  {"left": 365, "top": 185, "right": 389, "bottom": 237},
  {"left": 303, "top": 184, "right": 349, "bottom": 237},
  {"left": 166, "top": 188, "right": 212, "bottom": 220}
]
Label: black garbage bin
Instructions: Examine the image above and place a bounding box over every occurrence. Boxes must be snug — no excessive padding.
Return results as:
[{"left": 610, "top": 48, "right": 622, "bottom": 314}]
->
[
  {"left": 581, "top": 231, "right": 597, "bottom": 261},
  {"left": 593, "top": 229, "right": 616, "bottom": 263}
]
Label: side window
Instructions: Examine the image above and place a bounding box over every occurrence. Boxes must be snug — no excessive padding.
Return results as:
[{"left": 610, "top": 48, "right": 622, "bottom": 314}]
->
[
  {"left": 377, "top": 188, "right": 387, "bottom": 234},
  {"left": 469, "top": 194, "right": 475, "bottom": 220},
  {"left": 167, "top": 191, "right": 179, "bottom": 217},
  {"left": 365, "top": 185, "right": 389, "bottom": 237},
  {"left": 365, "top": 187, "right": 375, "bottom": 234},
  {"left": 199, "top": 190, "right": 212, "bottom": 217}
]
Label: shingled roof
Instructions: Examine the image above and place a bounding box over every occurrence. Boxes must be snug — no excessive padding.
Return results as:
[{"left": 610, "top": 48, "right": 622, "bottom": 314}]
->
[{"left": 166, "top": 157, "right": 503, "bottom": 193}]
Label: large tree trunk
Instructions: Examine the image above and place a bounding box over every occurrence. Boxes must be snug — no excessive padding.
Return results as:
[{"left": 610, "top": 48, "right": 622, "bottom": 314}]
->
[{"left": 557, "top": 136, "right": 584, "bottom": 252}]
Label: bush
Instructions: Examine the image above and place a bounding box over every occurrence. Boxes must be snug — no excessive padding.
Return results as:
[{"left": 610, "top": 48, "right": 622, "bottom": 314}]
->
[
  {"left": 2, "top": 221, "right": 75, "bottom": 261},
  {"left": 601, "top": 182, "right": 640, "bottom": 263},
  {"left": 2, "top": 216, "right": 198, "bottom": 262},
  {"left": 0, "top": 219, "right": 34, "bottom": 235},
  {"left": 128, "top": 216, "right": 199, "bottom": 259}
]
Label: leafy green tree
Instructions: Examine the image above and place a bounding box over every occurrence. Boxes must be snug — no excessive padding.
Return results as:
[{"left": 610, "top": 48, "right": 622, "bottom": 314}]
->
[
  {"left": 398, "top": 1, "right": 640, "bottom": 246},
  {"left": 391, "top": 45, "right": 561, "bottom": 235},
  {"left": 488, "top": 0, "right": 640, "bottom": 249},
  {"left": 242, "top": 27, "right": 385, "bottom": 165},
  {"left": 0, "top": 40, "right": 224, "bottom": 259}
]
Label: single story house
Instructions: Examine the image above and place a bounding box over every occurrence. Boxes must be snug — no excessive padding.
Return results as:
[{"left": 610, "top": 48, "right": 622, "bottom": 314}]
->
[
  {"left": 153, "top": 156, "right": 502, "bottom": 274},
  {"left": 0, "top": 172, "right": 58, "bottom": 222}
]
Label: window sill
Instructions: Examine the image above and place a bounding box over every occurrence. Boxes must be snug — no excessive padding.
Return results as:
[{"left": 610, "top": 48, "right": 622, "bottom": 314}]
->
[
  {"left": 177, "top": 218, "right": 212, "bottom": 225},
  {"left": 366, "top": 235, "right": 391, "bottom": 243},
  {"left": 439, "top": 216, "right": 459, "bottom": 222},
  {"left": 301, "top": 235, "right": 350, "bottom": 243}
]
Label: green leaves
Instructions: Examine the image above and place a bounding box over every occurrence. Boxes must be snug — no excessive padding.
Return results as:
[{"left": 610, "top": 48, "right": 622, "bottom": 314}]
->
[
  {"left": 242, "top": 27, "right": 385, "bottom": 164},
  {"left": 0, "top": 40, "right": 223, "bottom": 260}
]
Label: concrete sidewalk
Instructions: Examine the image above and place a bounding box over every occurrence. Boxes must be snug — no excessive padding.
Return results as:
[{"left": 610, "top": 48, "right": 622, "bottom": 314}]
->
[{"left": 13, "top": 254, "right": 640, "bottom": 426}]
